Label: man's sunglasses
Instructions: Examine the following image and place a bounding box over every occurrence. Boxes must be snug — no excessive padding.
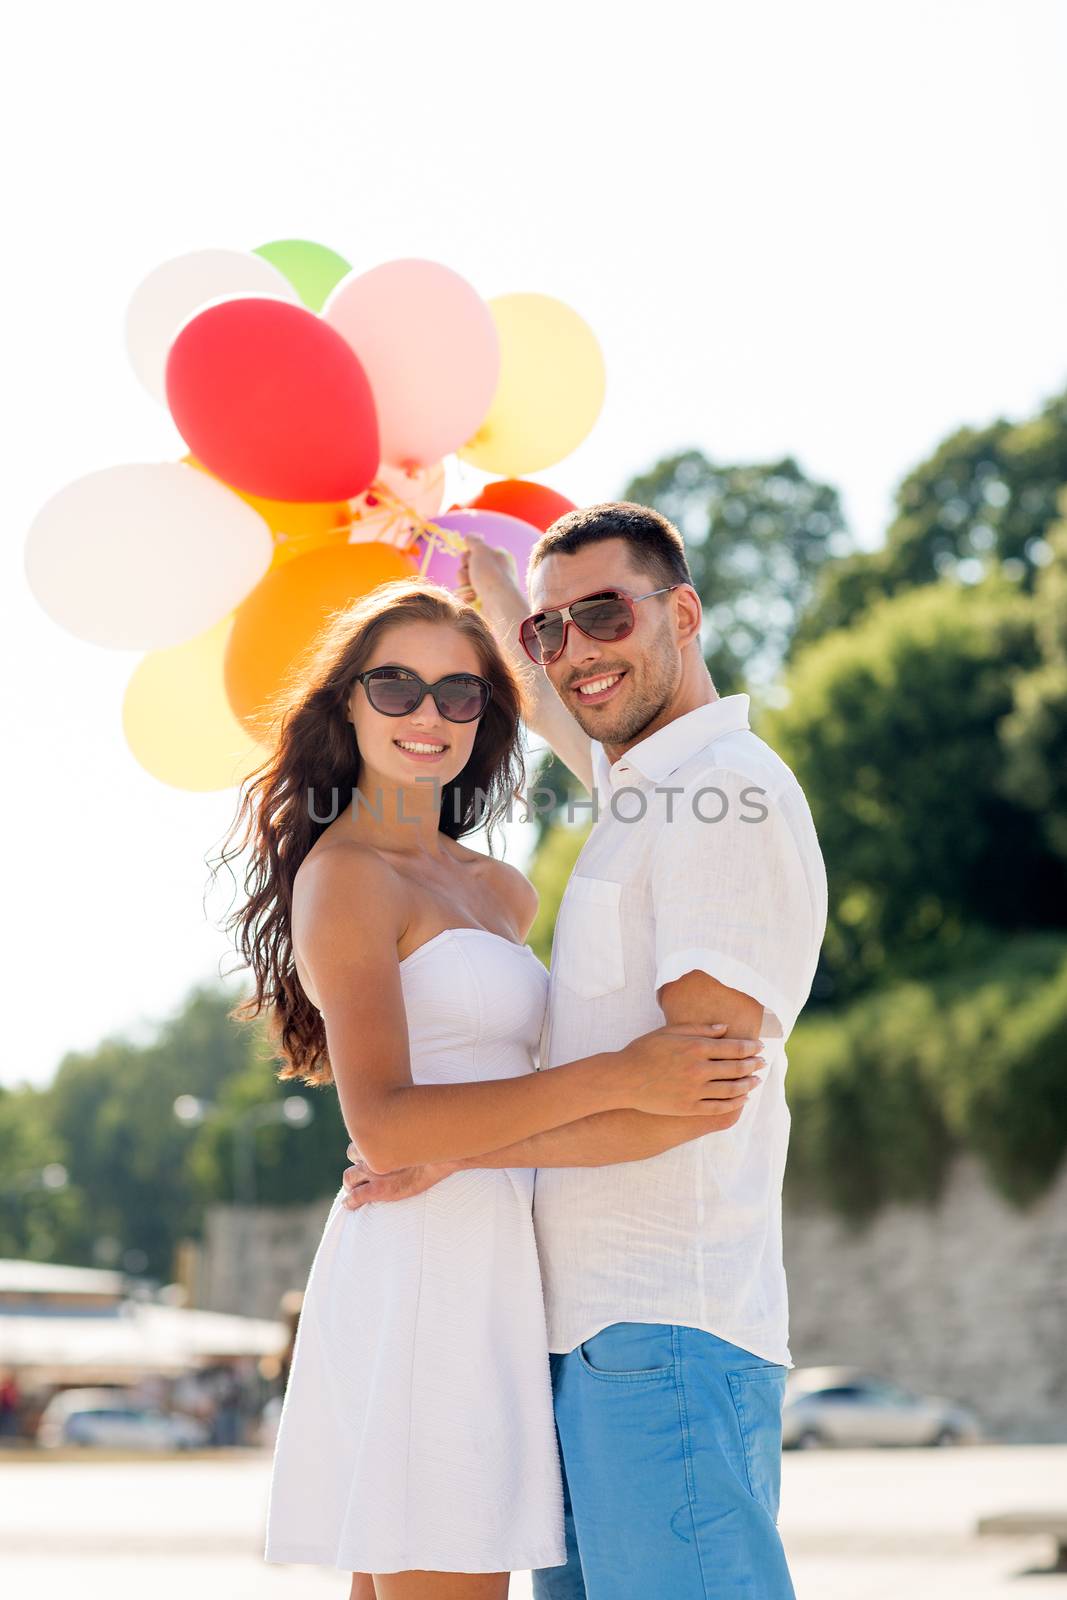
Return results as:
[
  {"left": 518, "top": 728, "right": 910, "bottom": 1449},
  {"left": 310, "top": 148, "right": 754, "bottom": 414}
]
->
[
  {"left": 519, "top": 586, "right": 680, "bottom": 666},
  {"left": 354, "top": 667, "right": 493, "bottom": 723}
]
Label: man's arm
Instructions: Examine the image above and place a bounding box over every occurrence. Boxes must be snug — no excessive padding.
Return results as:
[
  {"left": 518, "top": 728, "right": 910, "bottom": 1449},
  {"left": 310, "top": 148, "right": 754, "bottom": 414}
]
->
[{"left": 458, "top": 532, "right": 594, "bottom": 793}]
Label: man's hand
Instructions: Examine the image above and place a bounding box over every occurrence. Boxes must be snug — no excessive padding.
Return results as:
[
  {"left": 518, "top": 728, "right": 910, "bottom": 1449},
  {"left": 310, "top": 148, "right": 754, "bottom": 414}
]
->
[
  {"left": 341, "top": 1142, "right": 459, "bottom": 1211},
  {"left": 456, "top": 532, "right": 527, "bottom": 626}
]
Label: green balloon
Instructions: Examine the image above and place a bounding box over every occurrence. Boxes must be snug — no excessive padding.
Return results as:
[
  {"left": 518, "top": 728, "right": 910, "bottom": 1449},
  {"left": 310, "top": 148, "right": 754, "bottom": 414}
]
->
[{"left": 253, "top": 239, "right": 352, "bottom": 312}]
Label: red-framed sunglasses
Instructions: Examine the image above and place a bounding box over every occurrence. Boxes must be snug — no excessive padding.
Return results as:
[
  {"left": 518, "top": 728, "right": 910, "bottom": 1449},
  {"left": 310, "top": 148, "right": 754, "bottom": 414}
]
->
[{"left": 519, "top": 586, "right": 680, "bottom": 666}]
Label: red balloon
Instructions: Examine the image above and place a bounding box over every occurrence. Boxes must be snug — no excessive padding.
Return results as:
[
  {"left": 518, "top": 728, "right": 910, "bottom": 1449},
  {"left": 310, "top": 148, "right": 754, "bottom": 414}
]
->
[
  {"left": 466, "top": 478, "right": 576, "bottom": 532},
  {"left": 165, "top": 298, "right": 379, "bottom": 502}
]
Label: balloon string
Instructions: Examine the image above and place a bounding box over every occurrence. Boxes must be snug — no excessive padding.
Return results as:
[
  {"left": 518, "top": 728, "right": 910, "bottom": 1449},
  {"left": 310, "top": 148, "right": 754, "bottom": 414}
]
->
[{"left": 342, "top": 481, "right": 468, "bottom": 565}]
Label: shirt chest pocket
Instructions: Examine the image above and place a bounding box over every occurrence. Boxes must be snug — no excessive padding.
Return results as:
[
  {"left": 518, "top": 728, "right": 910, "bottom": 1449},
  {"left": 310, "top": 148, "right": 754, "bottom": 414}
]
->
[{"left": 555, "top": 875, "right": 626, "bottom": 1000}]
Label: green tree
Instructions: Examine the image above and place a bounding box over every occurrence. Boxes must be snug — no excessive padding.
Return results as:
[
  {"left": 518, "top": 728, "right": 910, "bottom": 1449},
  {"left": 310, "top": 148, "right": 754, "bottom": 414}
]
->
[
  {"left": 40, "top": 983, "right": 283, "bottom": 1277},
  {"left": 187, "top": 1051, "right": 348, "bottom": 1210},
  {"left": 794, "top": 386, "right": 1067, "bottom": 651},
  {"left": 624, "top": 450, "right": 852, "bottom": 693},
  {"left": 764, "top": 577, "right": 1066, "bottom": 1000},
  {"left": 785, "top": 933, "right": 1067, "bottom": 1217},
  {"left": 526, "top": 819, "right": 591, "bottom": 966},
  {"left": 0, "top": 1085, "right": 67, "bottom": 1259},
  {"left": 1001, "top": 494, "right": 1067, "bottom": 862},
  {"left": 5, "top": 981, "right": 353, "bottom": 1275}
]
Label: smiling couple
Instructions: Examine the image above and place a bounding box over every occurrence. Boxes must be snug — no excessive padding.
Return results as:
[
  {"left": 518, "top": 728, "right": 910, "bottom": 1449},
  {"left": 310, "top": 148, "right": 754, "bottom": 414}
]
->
[{"left": 246, "top": 502, "right": 827, "bottom": 1600}]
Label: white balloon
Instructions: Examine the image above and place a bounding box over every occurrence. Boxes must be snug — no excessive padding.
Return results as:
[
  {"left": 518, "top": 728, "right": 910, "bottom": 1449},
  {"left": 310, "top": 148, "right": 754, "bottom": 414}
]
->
[
  {"left": 125, "top": 249, "right": 300, "bottom": 403},
  {"left": 25, "top": 463, "right": 274, "bottom": 650}
]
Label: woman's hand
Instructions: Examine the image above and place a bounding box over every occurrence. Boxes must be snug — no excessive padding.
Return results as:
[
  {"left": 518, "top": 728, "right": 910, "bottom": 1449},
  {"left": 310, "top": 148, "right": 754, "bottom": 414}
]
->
[
  {"left": 615, "top": 1023, "right": 765, "bottom": 1116},
  {"left": 341, "top": 1142, "right": 460, "bottom": 1210}
]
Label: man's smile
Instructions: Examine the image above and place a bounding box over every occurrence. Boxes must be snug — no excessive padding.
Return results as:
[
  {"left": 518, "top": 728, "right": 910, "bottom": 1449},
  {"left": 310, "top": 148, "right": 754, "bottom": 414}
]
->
[{"left": 568, "top": 669, "right": 628, "bottom": 705}]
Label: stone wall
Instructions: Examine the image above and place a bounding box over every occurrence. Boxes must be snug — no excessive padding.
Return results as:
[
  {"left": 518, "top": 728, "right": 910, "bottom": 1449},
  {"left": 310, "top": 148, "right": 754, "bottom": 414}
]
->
[
  {"left": 782, "top": 1153, "right": 1067, "bottom": 1441},
  {"left": 192, "top": 1196, "right": 334, "bottom": 1321},
  {"left": 190, "top": 1153, "right": 1067, "bottom": 1441}
]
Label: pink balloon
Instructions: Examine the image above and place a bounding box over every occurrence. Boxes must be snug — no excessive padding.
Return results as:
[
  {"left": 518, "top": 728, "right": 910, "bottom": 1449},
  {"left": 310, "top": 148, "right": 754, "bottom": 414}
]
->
[
  {"left": 420, "top": 509, "right": 541, "bottom": 599},
  {"left": 324, "top": 259, "right": 499, "bottom": 469}
]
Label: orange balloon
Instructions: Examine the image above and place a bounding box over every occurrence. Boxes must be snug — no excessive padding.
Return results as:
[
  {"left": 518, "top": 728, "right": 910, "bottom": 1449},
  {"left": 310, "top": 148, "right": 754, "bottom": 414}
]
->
[
  {"left": 183, "top": 455, "right": 351, "bottom": 568},
  {"left": 224, "top": 541, "right": 419, "bottom": 739}
]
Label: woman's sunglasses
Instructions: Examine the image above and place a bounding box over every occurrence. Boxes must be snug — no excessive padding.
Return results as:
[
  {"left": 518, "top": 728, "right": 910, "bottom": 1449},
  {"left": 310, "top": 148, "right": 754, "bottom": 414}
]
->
[
  {"left": 354, "top": 666, "right": 493, "bottom": 724},
  {"left": 519, "top": 586, "right": 680, "bottom": 666}
]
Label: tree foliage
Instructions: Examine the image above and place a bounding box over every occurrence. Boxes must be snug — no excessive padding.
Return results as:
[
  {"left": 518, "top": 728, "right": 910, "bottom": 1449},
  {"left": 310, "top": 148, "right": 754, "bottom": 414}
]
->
[
  {"left": 793, "top": 386, "right": 1067, "bottom": 651},
  {"left": 763, "top": 577, "right": 1065, "bottom": 1000},
  {"left": 7, "top": 983, "right": 347, "bottom": 1280},
  {"left": 624, "top": 450, "right": 852, "bottom": 693},
  {"left": 1001, "top": 495, "right": 1067, "bottom": 863},
  {"left": 526, "top": 819, "right": 591, "bottom": 966},
  {"left": 785, "top": 934, "right": 1067, "bottom": 1218}
]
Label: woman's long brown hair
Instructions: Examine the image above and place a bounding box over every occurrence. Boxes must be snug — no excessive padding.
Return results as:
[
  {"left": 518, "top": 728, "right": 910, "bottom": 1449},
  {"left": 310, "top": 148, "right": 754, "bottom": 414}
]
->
[{"left": 207, "top": 578, "right": 530, "bottom": 1087}]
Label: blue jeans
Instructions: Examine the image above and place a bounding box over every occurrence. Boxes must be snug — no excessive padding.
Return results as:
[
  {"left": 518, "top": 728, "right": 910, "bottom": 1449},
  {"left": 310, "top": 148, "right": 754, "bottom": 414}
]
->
[{"left": 532, "top": 1322, "right": 796, "bottom": 1600}]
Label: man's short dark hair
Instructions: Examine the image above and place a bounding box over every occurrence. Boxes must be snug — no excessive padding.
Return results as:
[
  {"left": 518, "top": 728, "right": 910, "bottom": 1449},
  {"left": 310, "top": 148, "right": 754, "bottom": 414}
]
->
[{"left": 528, "top": 501, "right": 693, "bottom": 592}]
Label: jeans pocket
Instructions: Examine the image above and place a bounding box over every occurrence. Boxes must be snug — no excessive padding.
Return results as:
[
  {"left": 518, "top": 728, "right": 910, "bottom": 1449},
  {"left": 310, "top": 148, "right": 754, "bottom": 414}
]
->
[
  {"left": 726, "top": 1364, "right": 788, "bottom": 1522},
  {"left": 576, "top": 1322, "right": 677, "bottom": 1383}
]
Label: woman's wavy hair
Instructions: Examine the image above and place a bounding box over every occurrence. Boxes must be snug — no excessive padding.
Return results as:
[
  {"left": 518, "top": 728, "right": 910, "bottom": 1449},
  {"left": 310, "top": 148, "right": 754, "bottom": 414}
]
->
[{"left": 207, "top": 578, "right": 530, "bottom": 1086}]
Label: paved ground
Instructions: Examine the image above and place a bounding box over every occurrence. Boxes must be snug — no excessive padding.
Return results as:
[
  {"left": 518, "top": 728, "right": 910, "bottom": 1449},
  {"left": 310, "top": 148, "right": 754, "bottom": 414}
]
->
[{"left": 3, "top": 1444, "right": 1065, "bottom": 1597}]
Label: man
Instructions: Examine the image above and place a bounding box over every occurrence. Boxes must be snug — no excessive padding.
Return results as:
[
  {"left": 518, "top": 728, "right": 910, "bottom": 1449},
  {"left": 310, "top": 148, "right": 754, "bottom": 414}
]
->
[{"left": 343, "top": 502, "right": 827, "bottom": 1598}]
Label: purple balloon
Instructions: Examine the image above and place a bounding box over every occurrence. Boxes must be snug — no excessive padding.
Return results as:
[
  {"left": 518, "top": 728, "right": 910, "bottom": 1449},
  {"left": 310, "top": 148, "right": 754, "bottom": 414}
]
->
[{"left": 420, "top": 509, "right": 540, "bottom": 598}]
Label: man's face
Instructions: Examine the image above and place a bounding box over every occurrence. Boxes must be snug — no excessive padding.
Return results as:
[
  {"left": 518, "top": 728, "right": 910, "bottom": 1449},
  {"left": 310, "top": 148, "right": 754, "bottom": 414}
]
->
[{"left": 528, "top": 538, "right": 683, "bottom": 745}]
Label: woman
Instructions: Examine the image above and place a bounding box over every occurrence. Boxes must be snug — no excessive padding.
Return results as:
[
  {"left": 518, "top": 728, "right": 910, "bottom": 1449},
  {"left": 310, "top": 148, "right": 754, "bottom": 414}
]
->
[{"left": 215, "top": 578, "right": 758, "bottom": 1600}]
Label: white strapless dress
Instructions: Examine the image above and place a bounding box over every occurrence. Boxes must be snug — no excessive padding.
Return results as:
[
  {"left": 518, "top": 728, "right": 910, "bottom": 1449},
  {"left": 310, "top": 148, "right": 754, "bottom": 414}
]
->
[{"left": 263, "top": 927, "right": 567, "bottom": 1576}]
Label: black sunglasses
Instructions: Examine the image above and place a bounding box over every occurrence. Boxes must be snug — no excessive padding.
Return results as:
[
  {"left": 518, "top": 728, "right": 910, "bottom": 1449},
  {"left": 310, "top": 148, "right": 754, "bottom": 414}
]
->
[
  {"left": 354, "top": 666, "right": 493, "bottom": 724},
  {"left": 519, "top": 586, "right": 680, "bottom": 666}
]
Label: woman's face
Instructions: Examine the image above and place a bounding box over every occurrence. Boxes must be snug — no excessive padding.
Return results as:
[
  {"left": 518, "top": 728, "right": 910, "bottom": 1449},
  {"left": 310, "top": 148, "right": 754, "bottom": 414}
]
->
[{"left": 348, "top": 620, "right": 488, "bottom": 789}]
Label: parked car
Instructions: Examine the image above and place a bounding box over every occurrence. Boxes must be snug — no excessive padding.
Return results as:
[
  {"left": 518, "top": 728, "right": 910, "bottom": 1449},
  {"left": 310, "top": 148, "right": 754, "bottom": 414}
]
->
[
  {"left": 781, "top": 1366, "right": 981, "bottom": 1449},
  {"left": 37, "top": 1387, "right": 211, "bottom": 1450}
]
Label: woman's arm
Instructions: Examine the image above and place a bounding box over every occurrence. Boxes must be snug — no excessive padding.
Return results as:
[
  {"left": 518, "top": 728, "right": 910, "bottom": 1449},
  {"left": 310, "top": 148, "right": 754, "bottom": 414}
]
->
[
  {"left": 449, "top": 968, "right": 766, "bottom": 1169},
  {"left": 341, "top": 973, "right": 765, "bottom": 1208},
  {"left": 342, "top": 1088, "right": 757, "bottom": 1208},
  {"left": 294, "top": 849, "right": 748, "bottom": 1172}
]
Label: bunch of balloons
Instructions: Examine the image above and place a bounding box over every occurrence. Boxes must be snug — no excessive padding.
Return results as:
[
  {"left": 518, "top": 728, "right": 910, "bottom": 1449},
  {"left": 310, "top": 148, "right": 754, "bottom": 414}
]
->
[{"left": 25, "top": 238, "right": 606, "bottom": 790}]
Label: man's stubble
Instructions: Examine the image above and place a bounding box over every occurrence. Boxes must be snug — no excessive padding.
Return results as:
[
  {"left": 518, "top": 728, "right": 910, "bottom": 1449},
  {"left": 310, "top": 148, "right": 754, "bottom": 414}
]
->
[{"left": 565, "top": 618, "right": 681, "bottom": 748}]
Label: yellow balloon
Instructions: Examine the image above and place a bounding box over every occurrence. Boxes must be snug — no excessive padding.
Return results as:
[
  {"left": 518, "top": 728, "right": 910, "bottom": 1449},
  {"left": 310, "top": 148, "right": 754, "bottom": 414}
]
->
[
  {"left": 458, "top": 293, "right": 605, "bottom": 475},
  {"left": 123, "top": 613, "right": 270, "bottom": 791}
]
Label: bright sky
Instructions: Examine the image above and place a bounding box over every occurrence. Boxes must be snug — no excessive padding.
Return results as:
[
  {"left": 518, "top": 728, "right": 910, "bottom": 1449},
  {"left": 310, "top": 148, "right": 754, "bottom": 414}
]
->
[{"left": 4, "top": 0, "right": 1065, "bottom": 1089}]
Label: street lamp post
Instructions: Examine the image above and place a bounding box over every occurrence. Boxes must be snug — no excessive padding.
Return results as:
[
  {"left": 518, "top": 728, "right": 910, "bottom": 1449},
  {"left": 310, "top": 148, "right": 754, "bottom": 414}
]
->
[
  {"left": 233, "top": 1098, "right": 314, "bottom": 1207},
  {"left": 173, "top": 1095, "right": 314, "bottom": 1205},
  {"left": 173, "top": 1094, "right": 315, "bottom": 1317},
  {"left": 2, "top": 1164, "right": 69, "bottom": 1199}
]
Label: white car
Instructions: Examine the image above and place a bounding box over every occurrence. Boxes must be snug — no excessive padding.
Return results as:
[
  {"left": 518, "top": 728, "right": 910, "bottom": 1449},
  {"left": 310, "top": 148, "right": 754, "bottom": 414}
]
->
[
  {"left": 37, "top": 1388, "right": 211, "bottom": 1450},
  {"left": 781, "top": 1367, "right": 981, "bottom": 1449}
]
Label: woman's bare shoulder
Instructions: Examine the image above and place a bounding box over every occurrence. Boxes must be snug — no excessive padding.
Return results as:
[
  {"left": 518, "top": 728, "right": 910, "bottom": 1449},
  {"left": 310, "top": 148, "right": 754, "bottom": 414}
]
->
[
  {"left": 478, "top": 853, "right": 539, "bottom": 940},
  {"left": 294, "top": 836, "right": 406, "bottom": 921},
  {"left": 291, "top": 841, "right": 409, "bottom": 1010}
]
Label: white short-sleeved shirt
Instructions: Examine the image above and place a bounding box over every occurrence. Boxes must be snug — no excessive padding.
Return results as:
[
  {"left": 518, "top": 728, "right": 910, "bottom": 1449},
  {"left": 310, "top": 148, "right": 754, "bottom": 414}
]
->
[{"left": 532, "top": 693, "right": 828, "bottom": 1364}]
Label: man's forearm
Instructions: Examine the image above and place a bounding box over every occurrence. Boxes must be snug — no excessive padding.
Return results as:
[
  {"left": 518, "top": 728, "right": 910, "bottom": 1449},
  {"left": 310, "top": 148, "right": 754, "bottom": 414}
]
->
[
  {"left": 452, "top": 1106, "right": 733, "bottom": 1171},
  {"left": 479, "top": 589, "right": 594, "bottom": 790}
]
